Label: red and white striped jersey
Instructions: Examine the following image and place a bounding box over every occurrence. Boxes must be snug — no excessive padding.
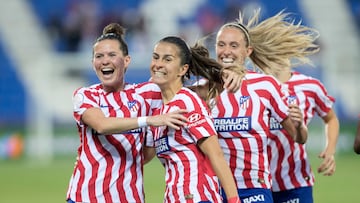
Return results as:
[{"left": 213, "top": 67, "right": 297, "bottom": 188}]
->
[
  {"left": 147, "top": 87, "right": 222, "bottom": 203},
  {"left": 66, "top": 82, "right": 162, "bottom": 203},
  {"left": 211, "top": 71, "right": 289, "bottom": 189},
  {"left": 267, "top": 72, "right": 335, "bottom": 192}
]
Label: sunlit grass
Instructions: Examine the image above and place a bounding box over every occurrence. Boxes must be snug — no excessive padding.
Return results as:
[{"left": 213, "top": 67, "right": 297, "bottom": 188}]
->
[{"left": 0, "top": 153, "right": 359, "bottom": 203}]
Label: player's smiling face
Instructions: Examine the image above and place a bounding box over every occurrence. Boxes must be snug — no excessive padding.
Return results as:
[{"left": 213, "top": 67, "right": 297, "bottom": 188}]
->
[
  {"left": 92, "top": 39, "right": 130, "bottom": 92},
  {"left": 216, "top": 26, "right": 252, "bottom": 67},
  {"left": 150, "top": 42, "right": 188, "bottom": 89}
]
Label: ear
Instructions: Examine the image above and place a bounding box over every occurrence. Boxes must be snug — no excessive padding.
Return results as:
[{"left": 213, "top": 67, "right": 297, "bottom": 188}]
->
[
  {"left": 92, "top": 58, "right": 96, "bottom": 72},
  {"left": 178, "top": 64, "right": 189, "bottom": 77},
  {"left": 246, "top": 46, "right": 253, "bottom": 57},
  {"left": 123, "top": 55, "right": 131, "bottom": 73}
]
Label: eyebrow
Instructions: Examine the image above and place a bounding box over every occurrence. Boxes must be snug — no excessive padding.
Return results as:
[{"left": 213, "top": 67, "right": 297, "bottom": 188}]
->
[{"left": 153, "top": 52, "right": 176, "bottom": 58}]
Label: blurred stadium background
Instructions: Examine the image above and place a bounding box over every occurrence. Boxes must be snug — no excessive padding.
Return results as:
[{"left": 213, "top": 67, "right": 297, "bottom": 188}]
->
[{"left": 0, "top": 0, "right": 359, "bottom": 202}]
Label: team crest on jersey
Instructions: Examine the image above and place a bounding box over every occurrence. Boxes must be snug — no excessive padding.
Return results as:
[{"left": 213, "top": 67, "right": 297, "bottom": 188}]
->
[
  {"left": 239, "top": 96, "right": 250, "bottom": 109},
  {"left": 127, "top": 100, "right": 139, "bottom": 112},
  {"left": 155, "top": 136, "right": 170, "bottom": 155},
  {"left": 287, "top": 95, "right": 298, "bottom": 105}
]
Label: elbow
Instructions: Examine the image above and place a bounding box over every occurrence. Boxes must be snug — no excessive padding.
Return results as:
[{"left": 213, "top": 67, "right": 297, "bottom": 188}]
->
[
  {"left": 295, "top": 136, "right": 307, "bottom": 144},
  {"left": 143, "top": 147, "right": 156, "bottom": 164},
  {"left": 95, "top": 129, "right": 106, "bottom": 135},
  {"left": 92, "top": 124, "right": 109, "bottom": 135},
  {"left": 354, "top": 144, "right": 360, "bottom": 154},
  {"left": 354, "top": 148, "right": 360, "bottom": 155}
]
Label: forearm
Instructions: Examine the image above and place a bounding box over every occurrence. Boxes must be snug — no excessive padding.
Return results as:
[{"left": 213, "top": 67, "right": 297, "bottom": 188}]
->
[
  {"left": 200, "top": 136, "right": 238, "bottom": 199},
  {"left": 209, "top": 155, "right": 238, "bottom": 199},
  {"left": 296, "top": 124, "right": 308, "bottom": 144},
  {"left": 82, "top": 108, "right": 144, "bottom": 134},
  {"left": 324, "top": 118, "right": 339, "bottom": 155},
  {"left": 91, "top": 117, "right": 143, "bottom": 134}
]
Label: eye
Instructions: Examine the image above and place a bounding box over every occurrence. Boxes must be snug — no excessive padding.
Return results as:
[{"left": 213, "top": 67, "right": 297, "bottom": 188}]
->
[
  {"left": 164, "top": 57, "right": 172, "bottom": 62},
  {"left": 109, "top": 53, "right": 116, "bottom": 57},
  {"left": 230, "top": 43, "right": 239, "bottom": 48},
  {"left": 94, "top": 54, "right": 103, "bottom": 59},
  {"left": 152, "top": 54, "right": 159, "bottom": 60},
  {"left": 217, "top": 42, "right": 225, "bottom": 47}
]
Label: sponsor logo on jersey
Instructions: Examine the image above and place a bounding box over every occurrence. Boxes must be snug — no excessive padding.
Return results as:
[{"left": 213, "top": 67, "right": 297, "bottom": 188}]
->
[
  {"left": 287, "top": 95, "right": 298, "bottom": 105},
  {"left": 127, "top": 100, "right": 139, "bottom": 112},
  {"left": 269, "top": 117, "right": 283, "bottom": 130},
  {"left": 93, "top": 127, "right": 143, "bottom": 135},
  {"left": 155, "top": 136, "right": 170, "bottom": 155},
  {"left": 186, "top": 113, "right": 207, "bottom": 128},
  {"left": 243, "top": 194, "right": 265, "bottom": 203},
  {"left": 188, "top": 113, "right": 201, "bottom": 122},
  {"left": 213, "top": 117, "right": 251, "bottom": 132},
  {"left": 239, "top": 96, "right": 250, "bottom": 109},
  {"left": 125, "top": 128, "right": 143, "bottom": 134}
]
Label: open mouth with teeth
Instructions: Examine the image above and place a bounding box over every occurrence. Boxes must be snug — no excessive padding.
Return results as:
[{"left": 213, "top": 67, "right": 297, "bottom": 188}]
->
[
  {"left": 152, "top": 71, "right": 166, "bottom": 77},
  {"left": 102, "top": 68, "right": 114, "bottom": 75},
  {"left": 221, "top": 58, "right": 235, "bottom": 64}
]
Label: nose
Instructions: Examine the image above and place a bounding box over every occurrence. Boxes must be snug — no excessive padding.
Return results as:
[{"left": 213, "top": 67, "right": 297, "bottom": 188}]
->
[
  {"left": 101, "top": 56, "right": 111, "bottom": 65},
  {"left": 222, "top": 45, "right": 232, "bottom": 56},
  {"left": 151, "top": 59, "right": 163, "bottom": 69}
]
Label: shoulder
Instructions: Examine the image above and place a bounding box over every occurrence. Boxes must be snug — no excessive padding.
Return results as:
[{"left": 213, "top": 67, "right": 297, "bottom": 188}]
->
[
  {"left": 290, "top": 72, "right": 328, "bottom": 89},
  {"left": 73, "top": 83, "right": 103, "bottom": 96},
  {"left": 246, "top": 71, "right": 279, "bottom": 81},
  {"left": 176, "top": 88, "right": 208, "bottom": 109},
  {"left": 245, "top": 71, "right": 282, "bottom": 88},
  {"left": 179, "top": 87, "right": 201, "bottom": 99},
  {"left": 130, "top": 81, "right": 161, "bottom": 92}
]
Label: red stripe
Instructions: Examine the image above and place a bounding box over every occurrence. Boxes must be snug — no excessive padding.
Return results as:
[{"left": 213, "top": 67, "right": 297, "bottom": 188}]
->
[{"left": 84, "top": 135, "right": 99, "bottom": 202}]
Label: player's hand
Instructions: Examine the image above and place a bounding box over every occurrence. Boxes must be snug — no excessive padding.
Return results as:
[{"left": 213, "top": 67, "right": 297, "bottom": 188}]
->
[
  {"left": 147, "top": 109, "right": 188, "bottom": 130},
  {"left": 222, "top": 69, "right": 244, "bottom": 93},
  {"left": 317, "top": 151, "right": 336, "bottom": 176},
  {"left": 288, "top": 104, "right": 304, "bottom": 128}
]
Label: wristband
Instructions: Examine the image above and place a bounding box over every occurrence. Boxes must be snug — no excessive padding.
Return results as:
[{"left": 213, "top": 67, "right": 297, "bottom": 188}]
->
[
  {"left": 137, "top": 116, "right": 148, "bottom": 128},
  {"left": 228, "top": 196, "right": 241, "bottom": 203}
]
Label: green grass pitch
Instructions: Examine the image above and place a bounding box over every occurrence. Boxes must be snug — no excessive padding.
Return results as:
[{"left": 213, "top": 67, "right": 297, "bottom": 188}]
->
[{"left": 0, "top": 152, "right": 359, "bottom": 203}]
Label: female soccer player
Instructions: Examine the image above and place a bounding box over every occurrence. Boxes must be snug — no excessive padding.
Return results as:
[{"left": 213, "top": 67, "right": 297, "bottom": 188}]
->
[
  {"left": 146, "top": 36, "right": 241, "bottom": 203},
  {"left": 218, "top": 9, "right": 339, "bottom": 203},
  {"left": 211, "top": 9, "right": 308, "bottom": 203},
  {"left": 66, "top": 23, "right": 188, "bottom": 203}
]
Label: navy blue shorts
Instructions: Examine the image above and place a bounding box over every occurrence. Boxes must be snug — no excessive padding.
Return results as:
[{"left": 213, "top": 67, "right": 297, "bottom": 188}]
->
[
  {"left": 222, "top": 188, "right": 273, "bottom": 203},
  {"left": 272, "top": 186, "right": 313, "bottom": 203}
]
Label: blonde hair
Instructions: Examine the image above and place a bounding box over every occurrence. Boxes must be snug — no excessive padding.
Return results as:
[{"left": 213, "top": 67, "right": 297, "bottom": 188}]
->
[{"left": 227, "top": 9, "right": 320, "bottom": 75}]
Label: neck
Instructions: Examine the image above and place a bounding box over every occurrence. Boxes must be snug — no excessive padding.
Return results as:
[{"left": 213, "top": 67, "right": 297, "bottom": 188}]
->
[
  {"left": 103, "top": 82, "right": 124, "bottom": 93},
  {"left": 275, "top": 68, "right": 292, "bottom": 83},
  {"left": 160, "top": 82, "right": 183, "bottom": 104}
]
